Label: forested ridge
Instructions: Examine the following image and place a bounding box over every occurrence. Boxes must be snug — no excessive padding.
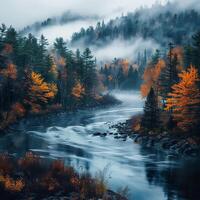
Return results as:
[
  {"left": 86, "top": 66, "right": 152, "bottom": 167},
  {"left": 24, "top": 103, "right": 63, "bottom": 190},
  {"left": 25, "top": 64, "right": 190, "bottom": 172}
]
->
[{"left": 71, "top": 8, "right": 200, "bottom": 48}]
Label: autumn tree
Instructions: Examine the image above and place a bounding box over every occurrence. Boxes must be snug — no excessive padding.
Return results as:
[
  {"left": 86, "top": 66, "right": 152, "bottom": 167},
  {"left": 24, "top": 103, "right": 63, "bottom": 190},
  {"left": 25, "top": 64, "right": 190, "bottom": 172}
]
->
[
  {"left": 141, "top": 59, "right": 166, "bottom": 97},
  {"left": 141, "top": 88, "right": 160, "bottom": 130},
  {"left": 165, "top": 66, "right": 200, "bottom": 132},
  {"left": 25, "top": 71, "right": 57, "bottom": 112}
]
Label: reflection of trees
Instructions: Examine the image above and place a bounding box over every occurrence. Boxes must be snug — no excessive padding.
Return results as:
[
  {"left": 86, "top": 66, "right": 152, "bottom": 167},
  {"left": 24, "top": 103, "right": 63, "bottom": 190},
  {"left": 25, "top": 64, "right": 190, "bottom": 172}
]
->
[{"left": 140, "top": 147, "right": 200, "bottom": 200}]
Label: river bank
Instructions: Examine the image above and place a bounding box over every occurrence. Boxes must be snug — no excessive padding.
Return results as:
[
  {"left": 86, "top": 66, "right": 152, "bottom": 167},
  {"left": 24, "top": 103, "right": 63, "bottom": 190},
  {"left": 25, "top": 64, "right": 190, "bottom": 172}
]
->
[
  {"left": 0, "top": 153, "right": 127, "bottom": 200},
  {"left": 0, "top": 94, "right": 120, "bottom": 134},
  {"left": 109, "top": 120, "right": 200, "bottom": 158},
  {"left": 1, "top": 91, "right": 198, "bottom": 200}
]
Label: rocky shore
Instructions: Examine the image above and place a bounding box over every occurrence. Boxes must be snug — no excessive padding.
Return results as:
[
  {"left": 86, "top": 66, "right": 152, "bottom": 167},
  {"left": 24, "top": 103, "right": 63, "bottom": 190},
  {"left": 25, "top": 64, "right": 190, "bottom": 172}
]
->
[
  {"left": 93, "top": 120, "right": 200, "bottom": 158},
  {"left": 116, "top": 120, "right": 200, "bottom": 157}
]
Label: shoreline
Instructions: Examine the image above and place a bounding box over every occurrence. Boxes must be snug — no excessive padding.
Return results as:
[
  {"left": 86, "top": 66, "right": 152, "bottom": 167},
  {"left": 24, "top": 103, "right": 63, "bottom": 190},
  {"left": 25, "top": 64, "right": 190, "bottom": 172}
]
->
[
  {"left": 111, "top": 120, "right": 200, "bottom": 158},
  {"left": 0, "top": 153, "right": 127, "bottom": 200},
  {"left": 0, "top": 94, "right": 121, "bottom": 135}
]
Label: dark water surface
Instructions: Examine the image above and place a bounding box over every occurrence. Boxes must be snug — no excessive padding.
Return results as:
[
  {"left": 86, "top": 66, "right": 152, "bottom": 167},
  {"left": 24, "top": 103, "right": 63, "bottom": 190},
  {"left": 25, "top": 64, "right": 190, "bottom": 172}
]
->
[{"left": 0, "top": 91, "right": 200, "bottom": 200}]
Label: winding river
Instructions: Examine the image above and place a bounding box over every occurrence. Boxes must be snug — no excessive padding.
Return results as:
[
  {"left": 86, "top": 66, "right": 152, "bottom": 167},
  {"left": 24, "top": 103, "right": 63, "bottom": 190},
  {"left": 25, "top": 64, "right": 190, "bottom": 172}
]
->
[{"left": 0, "top": 91, "right": 200, "bottom": 200}]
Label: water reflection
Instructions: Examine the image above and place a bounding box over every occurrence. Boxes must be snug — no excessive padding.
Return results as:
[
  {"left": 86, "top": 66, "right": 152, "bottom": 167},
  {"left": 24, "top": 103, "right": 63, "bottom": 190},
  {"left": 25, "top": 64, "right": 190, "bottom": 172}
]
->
[
  {"left": 0, "top": 91, "right": 199, "bottom": 200},
  {"left": 140, "top": 147, "right": 200, "bottom": 200}
]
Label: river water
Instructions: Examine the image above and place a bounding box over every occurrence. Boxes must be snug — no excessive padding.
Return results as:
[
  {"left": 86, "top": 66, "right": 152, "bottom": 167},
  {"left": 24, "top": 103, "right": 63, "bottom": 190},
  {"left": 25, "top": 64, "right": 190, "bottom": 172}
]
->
[{"left": 0, "top": 91, "right": 200, "bottom": 200}]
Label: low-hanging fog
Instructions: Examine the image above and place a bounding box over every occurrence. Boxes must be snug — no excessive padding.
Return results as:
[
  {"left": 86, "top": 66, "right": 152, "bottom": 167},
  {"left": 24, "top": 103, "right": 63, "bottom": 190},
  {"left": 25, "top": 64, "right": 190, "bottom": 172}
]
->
[
  {"left": 86, "top": 38, "right": 160, "bottom": 63},
  {"left": 0, "top": 0, "right": 199, "bottom": 63},
  {"left": 0, "top": 0, "right": 167, "bottom": 29}
]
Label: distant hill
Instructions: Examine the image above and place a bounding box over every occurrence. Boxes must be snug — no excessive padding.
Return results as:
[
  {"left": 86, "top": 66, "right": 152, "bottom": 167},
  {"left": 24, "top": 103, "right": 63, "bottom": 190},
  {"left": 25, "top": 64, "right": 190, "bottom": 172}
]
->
[
  {"left": 20, "top": 11, "right": 99, "bottom": 35},
  {"left": 70, "top": 4, "right": 200, "bottom": 48}
]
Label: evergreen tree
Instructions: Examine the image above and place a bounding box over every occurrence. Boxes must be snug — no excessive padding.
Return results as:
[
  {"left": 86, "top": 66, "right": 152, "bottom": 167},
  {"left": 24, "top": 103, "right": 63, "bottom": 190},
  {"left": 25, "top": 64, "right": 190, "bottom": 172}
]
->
[
  {"left": 81, "top": 48, "right": 96, "bottom": 96},
  {"left": 192, "top": 31, "right": 200, "bottom": 74},
  {"left": 117, "top": 66, "right": 125, "bottom": 89},
  {"left": 159, "top": 44, "right": 179, "bottom": 100},
  {"left": 141, "top": 88, "right": 160, "bottom": 130},
  {"left": 54, "top": 37, "right": 67, "bottom": 58}
]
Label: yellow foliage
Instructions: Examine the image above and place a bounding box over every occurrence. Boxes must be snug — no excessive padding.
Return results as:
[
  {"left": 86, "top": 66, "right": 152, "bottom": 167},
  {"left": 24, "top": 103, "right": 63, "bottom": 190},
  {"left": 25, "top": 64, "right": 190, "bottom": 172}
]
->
[
  {"left": 165, "top": 66, "right": 200, "bottom": 131},
  {"left": 141, "top": 59, "right": 166, "bottom": 97},
  {"left": 0, "top": 175, "right": 25, "bottom": 192},
  {"left": 26, "top": 71, "right": 58, "bottom": 112}
]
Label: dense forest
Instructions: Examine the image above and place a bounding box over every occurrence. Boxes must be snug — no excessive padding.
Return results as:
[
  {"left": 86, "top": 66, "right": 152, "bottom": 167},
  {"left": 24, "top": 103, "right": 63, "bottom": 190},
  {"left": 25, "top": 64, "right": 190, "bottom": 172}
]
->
[
  {"left": 1, "top": 1, "right": 200, "bottom": 199},
  {"left": 0, "top": 25, "right": 120, "bottom": 130},
  {"left": 99, "top": 59, "right": 142, "bottom": 90},
  {"left": 71, "top": 9, "right": 200, "bottom": 48}
]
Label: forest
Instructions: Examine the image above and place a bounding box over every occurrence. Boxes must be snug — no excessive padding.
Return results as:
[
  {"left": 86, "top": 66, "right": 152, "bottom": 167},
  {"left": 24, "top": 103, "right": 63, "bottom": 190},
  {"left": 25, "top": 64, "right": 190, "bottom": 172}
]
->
[
  {"left": 71, "top": 8, "right": 200, "bottom": 47},
  {"left": 0, "top": 25, "right": 122, "bottom": 131},
  {"left": 0, "top": 0, "right": 200, "bottom": 199}
]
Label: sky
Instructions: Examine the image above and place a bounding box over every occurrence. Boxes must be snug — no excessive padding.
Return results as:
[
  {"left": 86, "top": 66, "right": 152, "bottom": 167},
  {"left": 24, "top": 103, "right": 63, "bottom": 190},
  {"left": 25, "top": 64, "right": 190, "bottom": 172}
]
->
[
  {"left": 0, "top": 0, "right": 197, "bottom": 61},
  {"left": 0, "top": 0, "right": 168, "bottom": 28}
]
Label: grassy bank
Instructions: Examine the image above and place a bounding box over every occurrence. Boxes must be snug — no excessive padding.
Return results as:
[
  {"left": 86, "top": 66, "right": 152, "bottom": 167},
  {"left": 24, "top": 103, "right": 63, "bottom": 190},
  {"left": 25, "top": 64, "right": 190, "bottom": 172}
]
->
[{"left": 0, "top": 152, "right": 126, "bottom": 200}]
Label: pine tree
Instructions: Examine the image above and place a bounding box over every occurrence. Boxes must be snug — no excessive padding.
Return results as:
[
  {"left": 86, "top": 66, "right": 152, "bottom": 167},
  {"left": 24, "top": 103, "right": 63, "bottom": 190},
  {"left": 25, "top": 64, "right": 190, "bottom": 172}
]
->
[
  {"left": 54, "top": 37, "right": 67, "bottom": 58},
  {"left": 159, "top": 44, "right": 179, "bottom": 100},
  {"left": 81, "top": 48, "right": 96, "bottom": 96},
  {"left": 192, "top": 31, "right": 200, "bottom": 73},
  {"left": 141, "top": 88, "right": 160, "bottom": 130}
]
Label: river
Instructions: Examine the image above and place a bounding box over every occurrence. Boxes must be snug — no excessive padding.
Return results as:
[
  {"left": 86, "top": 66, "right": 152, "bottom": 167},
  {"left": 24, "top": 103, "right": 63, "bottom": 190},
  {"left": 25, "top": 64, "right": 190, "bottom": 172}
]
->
[{"left": 0, "top": 91, "right": 199, "bottom": 200}]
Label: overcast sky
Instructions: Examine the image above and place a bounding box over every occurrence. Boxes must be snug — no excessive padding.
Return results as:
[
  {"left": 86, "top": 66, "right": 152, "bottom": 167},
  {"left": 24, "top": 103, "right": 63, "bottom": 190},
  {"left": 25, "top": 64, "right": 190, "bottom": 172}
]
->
[{"left": 0, "top": 0, "right": 168, "bottom": 28}]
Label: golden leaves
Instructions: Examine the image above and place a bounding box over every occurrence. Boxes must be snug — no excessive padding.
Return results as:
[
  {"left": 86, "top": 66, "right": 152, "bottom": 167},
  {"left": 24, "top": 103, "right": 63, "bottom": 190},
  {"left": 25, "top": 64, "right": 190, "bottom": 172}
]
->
[
  {"left": 0, "top": 175, "right": 25, "bottom": 192},
  {"left": 26, "top": 71, "right": 58, "bottom": 112},
  {"left": 165, "top": 66, "right": 200, "bottom": 131},
  {"left": 140, "top": 59, "right": 166, "bottom": 97}
]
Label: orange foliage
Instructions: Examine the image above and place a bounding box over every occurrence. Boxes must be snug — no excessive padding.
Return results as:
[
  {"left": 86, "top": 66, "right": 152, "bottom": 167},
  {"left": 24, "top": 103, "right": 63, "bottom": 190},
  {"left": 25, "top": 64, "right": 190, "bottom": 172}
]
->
[
  {"left": 165, "top": 66, "right": 200, "bottom": 131},
  {"left": 0, "top": 175, "right": 24, "bottom": 192},
  {"left": 0, "top": 64, "right": 17, "bottom": 79},
  {"left": 141, "top": 59, "right": 166, "bottom": 97},
  {"left": 18, "top": 152, "right": 41, "bottom": 170},
  {"left": 72, "top": 81, "right": 85, "bottom": 99},
  {"left": 25, "top": 71, "right": 58, "bottom": 112}
]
